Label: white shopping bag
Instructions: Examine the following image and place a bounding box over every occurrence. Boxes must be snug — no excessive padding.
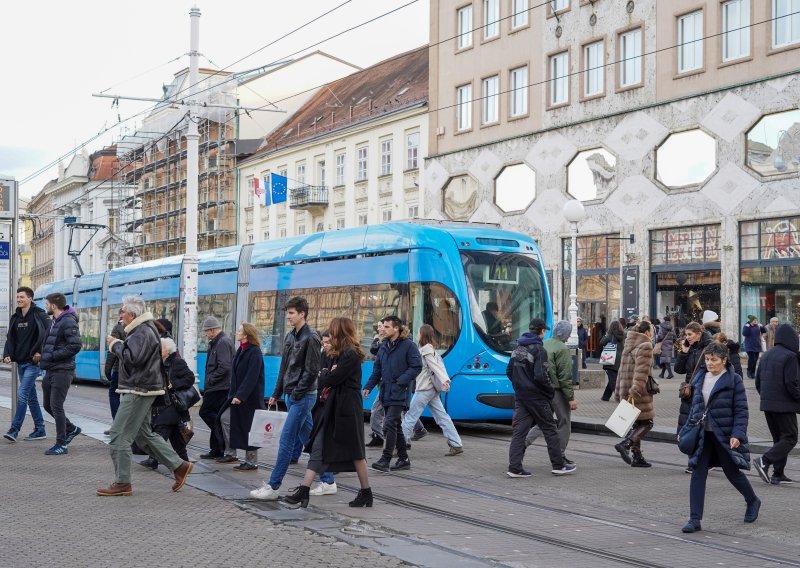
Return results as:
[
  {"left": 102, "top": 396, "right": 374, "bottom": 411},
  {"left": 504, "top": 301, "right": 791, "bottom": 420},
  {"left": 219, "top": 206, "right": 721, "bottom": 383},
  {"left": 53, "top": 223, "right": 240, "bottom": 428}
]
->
[
  {"left": 605, "top": 397, "right": 641, "bottom": 438},
  {"left": 248, "top": 408, "right": 286, "bottom": 449}
]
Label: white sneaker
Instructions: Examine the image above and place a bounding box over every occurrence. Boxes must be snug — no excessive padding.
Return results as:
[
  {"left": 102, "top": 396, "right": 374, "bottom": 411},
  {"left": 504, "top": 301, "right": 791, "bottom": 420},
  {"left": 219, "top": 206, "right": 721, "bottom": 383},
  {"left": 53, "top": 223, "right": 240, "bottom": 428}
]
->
[
  {"left": 309, "top": 482, "right": 337, "bottom": 496},
  {"left": 249, "top": 483, "right": 280, "bottom": 500}
]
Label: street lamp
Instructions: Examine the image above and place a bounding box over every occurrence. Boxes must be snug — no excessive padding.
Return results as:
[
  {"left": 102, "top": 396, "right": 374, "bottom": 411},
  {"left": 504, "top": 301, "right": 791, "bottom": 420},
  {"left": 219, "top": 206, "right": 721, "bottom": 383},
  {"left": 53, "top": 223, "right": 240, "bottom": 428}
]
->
[{"left": 563, "top": 200, "right": 586, "bottom": 349}]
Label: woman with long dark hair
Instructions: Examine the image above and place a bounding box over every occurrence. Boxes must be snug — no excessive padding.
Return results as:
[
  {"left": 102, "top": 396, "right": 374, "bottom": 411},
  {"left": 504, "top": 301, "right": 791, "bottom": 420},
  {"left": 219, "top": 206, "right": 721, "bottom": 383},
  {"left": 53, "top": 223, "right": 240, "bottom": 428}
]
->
[
  {"left": 283, "top": 317, "right": 372, "bottom": 508},
  {"left": 599, "top": 320, "right": 625, "bottom": 401},
  {"left": 401, "top": 324, "right": 464, "bottom": 456}
]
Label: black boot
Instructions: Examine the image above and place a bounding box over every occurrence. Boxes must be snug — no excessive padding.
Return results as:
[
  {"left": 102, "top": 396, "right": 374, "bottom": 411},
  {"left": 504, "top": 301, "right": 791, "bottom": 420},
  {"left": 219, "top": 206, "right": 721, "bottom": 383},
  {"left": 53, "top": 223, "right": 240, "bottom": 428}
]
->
[
  {"left": 631, "top": 450, "right": 652, "bottom": 468},
  {"left": 282, "top": 485, "right": 310, "bottom": 508},
  {"left": 614, "top": 439, "right": 632, "bottom": 465},
  {"left": 140, "top": 457, "right": 158, "bottom": 470},
  {"left": 349, "top": 487, "right": 373, "bottom": 508},
  {"left": 365, "top": 435, "right": 384, "bottom": 448}
]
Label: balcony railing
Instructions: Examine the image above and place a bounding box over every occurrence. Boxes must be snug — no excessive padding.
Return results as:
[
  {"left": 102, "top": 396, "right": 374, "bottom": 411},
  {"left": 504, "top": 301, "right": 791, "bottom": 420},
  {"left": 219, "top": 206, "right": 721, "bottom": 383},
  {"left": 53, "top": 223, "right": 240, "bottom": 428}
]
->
[{"left": 289, "top": 185, "right": 329, "bottom": 210}]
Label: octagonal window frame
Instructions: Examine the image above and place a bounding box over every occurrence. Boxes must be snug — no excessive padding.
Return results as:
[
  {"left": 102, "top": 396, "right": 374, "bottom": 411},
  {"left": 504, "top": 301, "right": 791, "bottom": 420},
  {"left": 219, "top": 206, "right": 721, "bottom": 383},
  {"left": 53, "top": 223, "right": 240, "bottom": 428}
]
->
[
  {"left": 745, "top": 108, "right": 800, "bottom": 181},
  {"left": 493, "top": 162, "right": 537, "bottom": 215},
  {"left": 654, "top": 127, "right": 719, "bottom": 192},
  {"left": 441, "top": 173, "right": 481, "bottom": 221},
  {"left": 566, "top": 145, "right": 619, "bottom": 204}
]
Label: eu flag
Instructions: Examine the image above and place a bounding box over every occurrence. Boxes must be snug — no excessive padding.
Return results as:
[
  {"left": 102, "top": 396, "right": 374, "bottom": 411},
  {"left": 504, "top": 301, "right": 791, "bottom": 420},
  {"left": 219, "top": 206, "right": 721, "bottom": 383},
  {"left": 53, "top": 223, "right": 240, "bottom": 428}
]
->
[{"left": 270, "top": 173, "right": 287, "bottom": 204}]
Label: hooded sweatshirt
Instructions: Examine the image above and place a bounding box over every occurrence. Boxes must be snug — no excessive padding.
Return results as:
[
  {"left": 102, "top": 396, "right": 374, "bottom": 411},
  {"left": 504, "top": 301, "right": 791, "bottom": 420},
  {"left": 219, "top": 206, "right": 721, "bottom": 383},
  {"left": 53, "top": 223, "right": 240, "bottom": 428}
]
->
[
  {"left": 506, "top": 333, "right": 554, "bottom": 401},
  {"left": 755, "top": 323, "right": 800, "bottom": 413}
]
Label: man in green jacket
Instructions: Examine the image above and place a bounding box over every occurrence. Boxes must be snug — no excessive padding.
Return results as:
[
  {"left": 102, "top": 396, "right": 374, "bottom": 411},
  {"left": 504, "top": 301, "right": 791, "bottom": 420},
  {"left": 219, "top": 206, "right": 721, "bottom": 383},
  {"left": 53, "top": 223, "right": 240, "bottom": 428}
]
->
[{"left": 525, "top": 320, "right": 578, "bottom": 464}]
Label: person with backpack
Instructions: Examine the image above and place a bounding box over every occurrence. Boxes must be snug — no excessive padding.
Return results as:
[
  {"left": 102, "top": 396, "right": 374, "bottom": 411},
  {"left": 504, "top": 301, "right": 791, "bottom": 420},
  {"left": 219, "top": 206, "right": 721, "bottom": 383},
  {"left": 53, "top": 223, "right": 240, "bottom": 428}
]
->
[
  {"left": 506, "top": 318, "right": 576, "bottom": 478},
  {"left": 599, "top": 320, "right": 625, "bottom": 401}
]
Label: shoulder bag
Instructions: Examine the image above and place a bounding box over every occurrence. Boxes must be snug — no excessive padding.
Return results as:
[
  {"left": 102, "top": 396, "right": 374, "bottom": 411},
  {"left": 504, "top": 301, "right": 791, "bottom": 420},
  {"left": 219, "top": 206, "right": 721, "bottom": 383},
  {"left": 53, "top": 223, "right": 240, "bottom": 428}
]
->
[
  {"left": 171, "top": 385, "right": 201, "bottom": 413},
  {"left": 424, "top": 350, "right": 451, "bottom": 393},
  {"left": 599, "top": 337, "right": 618, "bottom": 366},
  {"left": 677, "top": 410, "right": 706, "bottom": 455},
  {"left": 646, "top": 375, "right": 660, "bottom": 395},
  {"left": 653, "top": 341, "right": 663, "bottom": 356}
]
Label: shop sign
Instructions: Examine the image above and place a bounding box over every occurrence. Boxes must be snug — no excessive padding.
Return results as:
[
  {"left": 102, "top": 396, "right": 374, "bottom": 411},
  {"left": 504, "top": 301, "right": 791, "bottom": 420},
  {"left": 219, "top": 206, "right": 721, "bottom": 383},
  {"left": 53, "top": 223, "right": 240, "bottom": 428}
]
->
[
  {"left": 666, "top": 226, "right": 720, "bottom": 263},
  {"left": 763, "top": 219, "right": 800, "bottom": 259}
]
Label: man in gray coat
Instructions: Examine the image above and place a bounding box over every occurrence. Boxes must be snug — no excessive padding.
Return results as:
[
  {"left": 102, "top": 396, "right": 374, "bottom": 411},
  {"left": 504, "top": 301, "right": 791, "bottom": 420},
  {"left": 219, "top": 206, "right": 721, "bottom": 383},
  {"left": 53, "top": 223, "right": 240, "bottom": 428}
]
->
[
  {"left": 198, "top": 316, "right": 235, "bottom": 460},
  {"left": 97, "top": 296, "right": 192, "bottom": 497}
]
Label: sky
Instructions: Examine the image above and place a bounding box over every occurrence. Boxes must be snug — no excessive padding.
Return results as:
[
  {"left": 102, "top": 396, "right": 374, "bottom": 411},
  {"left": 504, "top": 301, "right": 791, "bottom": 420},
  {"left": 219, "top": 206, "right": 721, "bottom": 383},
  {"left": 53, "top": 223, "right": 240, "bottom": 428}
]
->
[{"left": 0, "top": 1, "right": 429, "bottom": 198}]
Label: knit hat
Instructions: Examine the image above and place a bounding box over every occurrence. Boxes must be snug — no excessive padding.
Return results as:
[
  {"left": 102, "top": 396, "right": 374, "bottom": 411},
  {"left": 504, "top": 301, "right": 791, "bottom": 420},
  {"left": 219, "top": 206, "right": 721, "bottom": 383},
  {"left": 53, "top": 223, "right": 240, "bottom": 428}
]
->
[
  {"left": 552, "top": 320, "right": 572, "bottom": 342},
  {"left": 701, "top": 310, "right": 719, "bottom": 325},
  {"left": 202, "top": 316, "right": 221, "bottom": 331},
  {"left": 747, "top": 314, "right": 757, "bottom": 323}
]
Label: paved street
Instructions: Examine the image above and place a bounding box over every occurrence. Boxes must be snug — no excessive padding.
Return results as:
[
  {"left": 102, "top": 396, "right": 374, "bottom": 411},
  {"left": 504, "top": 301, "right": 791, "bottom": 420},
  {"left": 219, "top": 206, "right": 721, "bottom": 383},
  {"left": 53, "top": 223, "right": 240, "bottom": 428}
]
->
[{"left": 1, "top": 373, "right": 800, "bottom": 567}]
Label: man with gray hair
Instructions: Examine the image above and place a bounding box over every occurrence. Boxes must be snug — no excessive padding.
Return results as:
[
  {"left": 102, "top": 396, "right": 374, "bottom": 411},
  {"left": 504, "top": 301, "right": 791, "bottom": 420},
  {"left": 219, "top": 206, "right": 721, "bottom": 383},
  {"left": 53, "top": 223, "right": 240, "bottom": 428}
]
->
[
  {"left": 766, "top": 317, "right": 780, "bottom": 351},
  {"left": 198, "top": 316, "right": 235, "bottom": 460},
  {"left": 525, "top": 320, "right": 578, "bottom": 464},
  {"left": 97, "top": 295, "right": 192, "bottom": 496}
]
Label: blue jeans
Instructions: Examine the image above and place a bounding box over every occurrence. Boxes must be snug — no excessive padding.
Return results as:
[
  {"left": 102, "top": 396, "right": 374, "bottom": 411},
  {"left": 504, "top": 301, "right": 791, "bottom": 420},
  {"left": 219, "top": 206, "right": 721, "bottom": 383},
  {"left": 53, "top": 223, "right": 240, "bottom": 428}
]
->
[
  {"left": 269, "top": 393, "right": 316, "bottom": 490},
  {"left": 401, "top": 389, "right": 462, "bottom": 448},
  {"left": 11, "top": 364, "right": 45, "bottom": 431}
]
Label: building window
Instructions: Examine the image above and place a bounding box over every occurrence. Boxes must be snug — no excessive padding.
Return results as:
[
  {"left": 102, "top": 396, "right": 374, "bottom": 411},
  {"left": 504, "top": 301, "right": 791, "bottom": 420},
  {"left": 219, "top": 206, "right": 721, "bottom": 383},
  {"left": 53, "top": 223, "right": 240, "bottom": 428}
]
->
[
  {"left": 357, "top": 146, "right": 368, "bottom": 181},
  {"left": 406, "top": 132, "right": 419, "bottom": 170},
  {"left": 381, "top": 139, "right": 393, "bottom": 175},
  {"left": 358, "top": 213, "right": 368, "bottom": 226},
  {"left": 457, "top": 5, "right": 473, "bottom": 49},
  {"left": 317, "top": 159, "right": 326, "bottom": 186},
  {"left": 382, "top": 209, "right": 393, "bottom": 222},
  {"left": 509, "top": 66, "right": 528, "bottom": 117},
  {"left": 263, "top": 231, "right": 269, "bottom": 240},
  {"left": 335, "top": 152, "right": 345, "bottom": 185},
  {"left": 722, "top": 0, "right": 750, "bottom": 61},
  {"left": 298, "top": 224, "right": 306, "bottom": 235},
  {"left": 296, "top": 163, "right": 306, "bottom": 186},
  {"left": 512, "top": 0, "right": 528, "bottom": 28},
  {"left": 482, "top": 75, "right": 499, "bottom": 124},
  {"left": 279, "top": 168, "right": 288, "bottom": 179},
  {"left": 456, "top": 84, "right": 473, "bottom": 130},
  {"left": 773, "top": 0, "right": 800, "bottom": 48},
  {"left": 279, "top": 227, "right": 287, "bottom": 238},
  {"left": 650, "top": 225, "right": 721, "bottom": 266},
  {"left": 246, "top": 177, "right": 255, "bottom": 207},
  {"left": 549, "top": 51, "right": 569, "bottom": 106},
  {"left": 583, "top": 41, "right": 604, "bottom": 97},
  {"left": 678, "top": 10, "right": 704, "bottom": 73},
  {"left": 552, "top": 0, "right": 568, "bottom": 12},
  {"left": 408, "top": 205, "right": 419, "bottom": 218},
  {"left": 619, "top": 28, "right": 642, "bottom": 88},
  {"left": 336, "top": 217, "right": 345, "bottom": 229},
  {"left": 484, "top": 0, "right": 499, "bottom": 38}
]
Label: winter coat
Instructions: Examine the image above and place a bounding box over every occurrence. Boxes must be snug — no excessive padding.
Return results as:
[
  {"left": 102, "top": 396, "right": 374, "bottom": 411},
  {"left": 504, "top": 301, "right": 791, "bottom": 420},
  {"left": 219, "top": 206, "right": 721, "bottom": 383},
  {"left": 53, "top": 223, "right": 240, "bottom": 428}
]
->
[
  {"left": 656, "top": 322, "right": 676, "bottom": 364},
  {"left": 599, "top": 330, "right": 624, "bottom": 371},
  {"left": 674, "top": 331, "right": 712, "bottom": 432},
  {"left": 614, "top": 331, "right": 655, "bottom": 420},
  {"left": 683, "top": 365, "right": 751, "bottom": 470},
  {"left": 742, "top": 322, "right": 767, "bottom": 353},
  {"left": 3, "top": 305, "right": 51, "bottom": 364},
  {"left": 755, "top": 323, "right": 800, "bottom": 414},
  {"left": 726, "top": 340, "right": 744, "bottom": 379},
  {"left": 111, "top": 312, "right": 165, "bottom": 396},
  {"left": 226, "top": 343, "right": 266, "bottom": 451},
  {"left": 308, "top": 347, "right": 365, "bottom": 471},
  {"left": 104, "top": 321, "right": 127, "bottom": 377},
  {"left": 765, "top": 325, "right": 779, "bottom": 351},
  {"left": 39, "top": 307, "right": 81, "bottom": 373},
  {"left": 204, "top": 331, "right": 235, "bottom": 393},
  {"left": 152, "top": 352, "right": 196, "bottom": 426},
  {"left": 506, "top": 333, "right": 554, "bottom": 402},
  {"left": 364, "top": 336, "right": 422, "bottom": 407},
  {"left": 272, "top": 324, "right": 320, "bottom": 400},
  {"left": 577, "top": 325, "right": 589, "bottom": 350},
  {"left": 543, "top": 337, "right": 574, "bottom": 400},
  {"left": 415, "top": 343, "right": 449, "bottom": 391}
]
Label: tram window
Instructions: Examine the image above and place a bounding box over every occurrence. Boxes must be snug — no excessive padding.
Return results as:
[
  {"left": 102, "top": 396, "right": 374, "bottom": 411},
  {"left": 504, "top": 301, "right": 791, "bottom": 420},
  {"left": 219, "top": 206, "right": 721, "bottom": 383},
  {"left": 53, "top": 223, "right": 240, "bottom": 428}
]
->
[
  {"left": 249, "top": 291, "right": 281, "bottom": 356},
  {"left": 148, "top": 298, "right": 178, "bottom": 330},
  {"left": 314, "top": 288, "right": 354, "bottom": 331},
  {"left": 197, "top": 294, "right": 235, "bottom": 353},
  {"left": 79, "top": 306, "right": 101, "bottom": 351},
  {"left": 409, "top": 282, "right": 461, "bottom": 354},
  {"left": 353, "top": 284, "right": 409, "bottom": 360},
  {"left": 107, "top": 304, "right": 123, "bottom": 337},
  {"left": 461, "top": 251, "right": 547, "bottom": 354}
]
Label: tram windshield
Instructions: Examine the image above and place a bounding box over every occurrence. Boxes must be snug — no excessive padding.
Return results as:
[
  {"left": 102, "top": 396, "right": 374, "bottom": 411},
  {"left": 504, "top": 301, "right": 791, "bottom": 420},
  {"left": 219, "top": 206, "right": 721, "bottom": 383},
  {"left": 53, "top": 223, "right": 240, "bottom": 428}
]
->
[{"left": 461, "top": 251, "right": 547, "bottom": 355}]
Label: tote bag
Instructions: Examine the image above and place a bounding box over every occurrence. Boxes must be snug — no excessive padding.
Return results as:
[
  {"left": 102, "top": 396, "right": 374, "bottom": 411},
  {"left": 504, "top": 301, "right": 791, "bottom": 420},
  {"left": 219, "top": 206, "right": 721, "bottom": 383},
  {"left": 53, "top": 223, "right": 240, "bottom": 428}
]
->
[
  {"left": 605, "top": 397, "right": 641, "bottom": 438},
  {"left": 599, "top": 340, "right": 618, "bottom": 366},
  {"left": 248, "top": 407, "right": 287, "bottom": 449}
]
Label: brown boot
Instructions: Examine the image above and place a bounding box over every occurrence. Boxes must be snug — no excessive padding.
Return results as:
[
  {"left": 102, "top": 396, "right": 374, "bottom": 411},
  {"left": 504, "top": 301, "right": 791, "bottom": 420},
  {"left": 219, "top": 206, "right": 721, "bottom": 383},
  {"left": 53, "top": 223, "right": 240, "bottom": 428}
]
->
[
  {"left": 172, "top": 461, "right": 193, "bottom": 492},
  {"left": 96, "top": 482, "right": 132, "bottom": 497}
]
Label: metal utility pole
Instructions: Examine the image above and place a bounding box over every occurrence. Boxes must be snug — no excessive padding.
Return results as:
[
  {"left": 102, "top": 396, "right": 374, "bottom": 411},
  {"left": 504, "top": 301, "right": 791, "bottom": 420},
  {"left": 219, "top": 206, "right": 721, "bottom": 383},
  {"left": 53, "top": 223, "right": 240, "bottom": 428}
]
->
[{"left": 0, "top": 176, "right": 19, "bottom": 415}]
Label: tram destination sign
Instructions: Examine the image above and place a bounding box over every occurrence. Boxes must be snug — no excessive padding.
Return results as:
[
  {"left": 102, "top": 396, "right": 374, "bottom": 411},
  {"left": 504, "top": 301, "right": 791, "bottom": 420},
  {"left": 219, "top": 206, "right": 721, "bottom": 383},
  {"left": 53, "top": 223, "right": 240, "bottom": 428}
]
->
[{"left": 0, "top": 178, "right": 13, "bottom": 220}]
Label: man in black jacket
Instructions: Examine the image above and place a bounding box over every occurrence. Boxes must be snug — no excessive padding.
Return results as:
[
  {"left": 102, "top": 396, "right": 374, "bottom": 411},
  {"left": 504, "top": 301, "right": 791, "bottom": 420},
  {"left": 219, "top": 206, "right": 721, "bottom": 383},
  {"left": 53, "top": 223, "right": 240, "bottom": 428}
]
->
[
  {"left": 3, "top": 287, "right": 51, "bottom": 442},
  {"left": 753, "top": 323, "right": 800, "bottom": 485},
  {"left": 198, "top": 316, "right": 235, "bottom": 460},
  {"left": 39, "top": 293, "right": 82, "bottom": 455},
  {"left": 251, "top": 296, "right": 320, "bottom": 500},
  {"left": 506, "top": 318, "right": 575, "bottom": 478}
]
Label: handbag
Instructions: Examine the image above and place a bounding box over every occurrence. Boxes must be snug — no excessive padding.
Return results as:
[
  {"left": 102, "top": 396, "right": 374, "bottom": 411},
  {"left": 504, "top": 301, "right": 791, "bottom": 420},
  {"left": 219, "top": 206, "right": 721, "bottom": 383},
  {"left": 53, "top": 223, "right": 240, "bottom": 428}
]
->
[
  {"left": 599, "top": 339, "right": 618, "bottom": 366},
  {"left": 677, "top": 412, "right": 706, "bottom": 455},
  {"left": 423, "top": 350, "right": 451, "bottom": 392},
  {"left": 646, "top": 375, "right": 660, "bottom": 395},
  {"left": 248, "top": 406, "right": 287, "bottom": 449},
  {"left": 605, "top": 396, "right": 641, "bottom": 438},
  {"left": 679, "top": 381, "right": 694, "bottom": 400},
  {"left": 170, "top": 386, "right": 201, "bottom": 413},
  {"left": 179, "top": 419, "right": 195, "bottom": 444},
  {"left": 653, "top": 341, "right": 663, "bottom": 356}
]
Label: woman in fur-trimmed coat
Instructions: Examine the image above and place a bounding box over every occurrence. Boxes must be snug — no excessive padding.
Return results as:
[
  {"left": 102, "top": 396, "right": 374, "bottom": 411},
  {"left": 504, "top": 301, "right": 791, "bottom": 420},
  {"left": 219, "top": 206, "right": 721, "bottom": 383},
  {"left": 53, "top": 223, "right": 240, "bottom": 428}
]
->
[{"left": 614, "top": 321, "right": 656, "bottom": 468}]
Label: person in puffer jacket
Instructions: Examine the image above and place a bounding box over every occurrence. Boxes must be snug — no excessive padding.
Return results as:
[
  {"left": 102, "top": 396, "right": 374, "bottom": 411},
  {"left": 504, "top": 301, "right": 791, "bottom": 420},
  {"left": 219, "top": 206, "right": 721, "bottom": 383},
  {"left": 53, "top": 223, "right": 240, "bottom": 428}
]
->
[{"left": 506, "top": 318, "right": 575, "bottom": 478}]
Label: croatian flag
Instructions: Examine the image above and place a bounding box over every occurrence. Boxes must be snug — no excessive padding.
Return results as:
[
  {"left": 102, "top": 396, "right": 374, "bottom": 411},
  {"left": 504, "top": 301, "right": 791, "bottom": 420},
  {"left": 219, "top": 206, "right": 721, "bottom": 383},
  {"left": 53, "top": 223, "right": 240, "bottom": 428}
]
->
[{"left": 254, "top": 176, "right": 271, "bottom": 206}]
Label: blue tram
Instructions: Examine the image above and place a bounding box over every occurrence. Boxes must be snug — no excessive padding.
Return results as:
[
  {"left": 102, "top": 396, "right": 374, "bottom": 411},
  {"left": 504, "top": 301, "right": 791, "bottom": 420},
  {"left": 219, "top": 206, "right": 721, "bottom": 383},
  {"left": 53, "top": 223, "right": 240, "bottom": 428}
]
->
[{"left": 34, "top": 221, "right": 552, "bottom": 421}]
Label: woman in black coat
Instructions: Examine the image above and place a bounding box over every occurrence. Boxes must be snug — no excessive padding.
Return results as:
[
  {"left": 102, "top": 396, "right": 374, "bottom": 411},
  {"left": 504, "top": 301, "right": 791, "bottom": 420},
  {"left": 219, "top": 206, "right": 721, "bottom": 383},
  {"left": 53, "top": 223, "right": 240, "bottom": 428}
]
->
[
  {"left": 140, "top": 338, "right": 196, "bottom": 469},
  {"left": 599, "top": 321, "right": 624, "bottom": 401},
  {"left": 217, "top": 322, "right": 265, "bottom": 471},
  {"left": 679, "top": 342, "right": 759, "bottom": 533},
  {"left": 283, "top": 316, "right": 372, "bottom": 509}
]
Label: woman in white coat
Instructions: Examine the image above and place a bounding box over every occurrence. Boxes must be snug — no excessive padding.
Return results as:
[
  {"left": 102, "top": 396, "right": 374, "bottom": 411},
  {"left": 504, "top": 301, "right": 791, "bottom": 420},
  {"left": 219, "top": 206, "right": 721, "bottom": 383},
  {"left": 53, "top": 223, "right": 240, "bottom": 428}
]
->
[{"left": 401, "top": 325, "right": 464, "bottom": 456}]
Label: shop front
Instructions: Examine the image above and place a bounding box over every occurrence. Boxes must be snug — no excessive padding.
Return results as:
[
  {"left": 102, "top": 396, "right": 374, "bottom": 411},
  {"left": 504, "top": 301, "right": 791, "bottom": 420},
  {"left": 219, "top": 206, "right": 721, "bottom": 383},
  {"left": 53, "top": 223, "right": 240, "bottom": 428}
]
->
[
  {"left": 650, "top": 224, "right": 721, "bottom": 329},
  {"left": 740, "top": 216, "right": 800, "bottom": 330}
]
